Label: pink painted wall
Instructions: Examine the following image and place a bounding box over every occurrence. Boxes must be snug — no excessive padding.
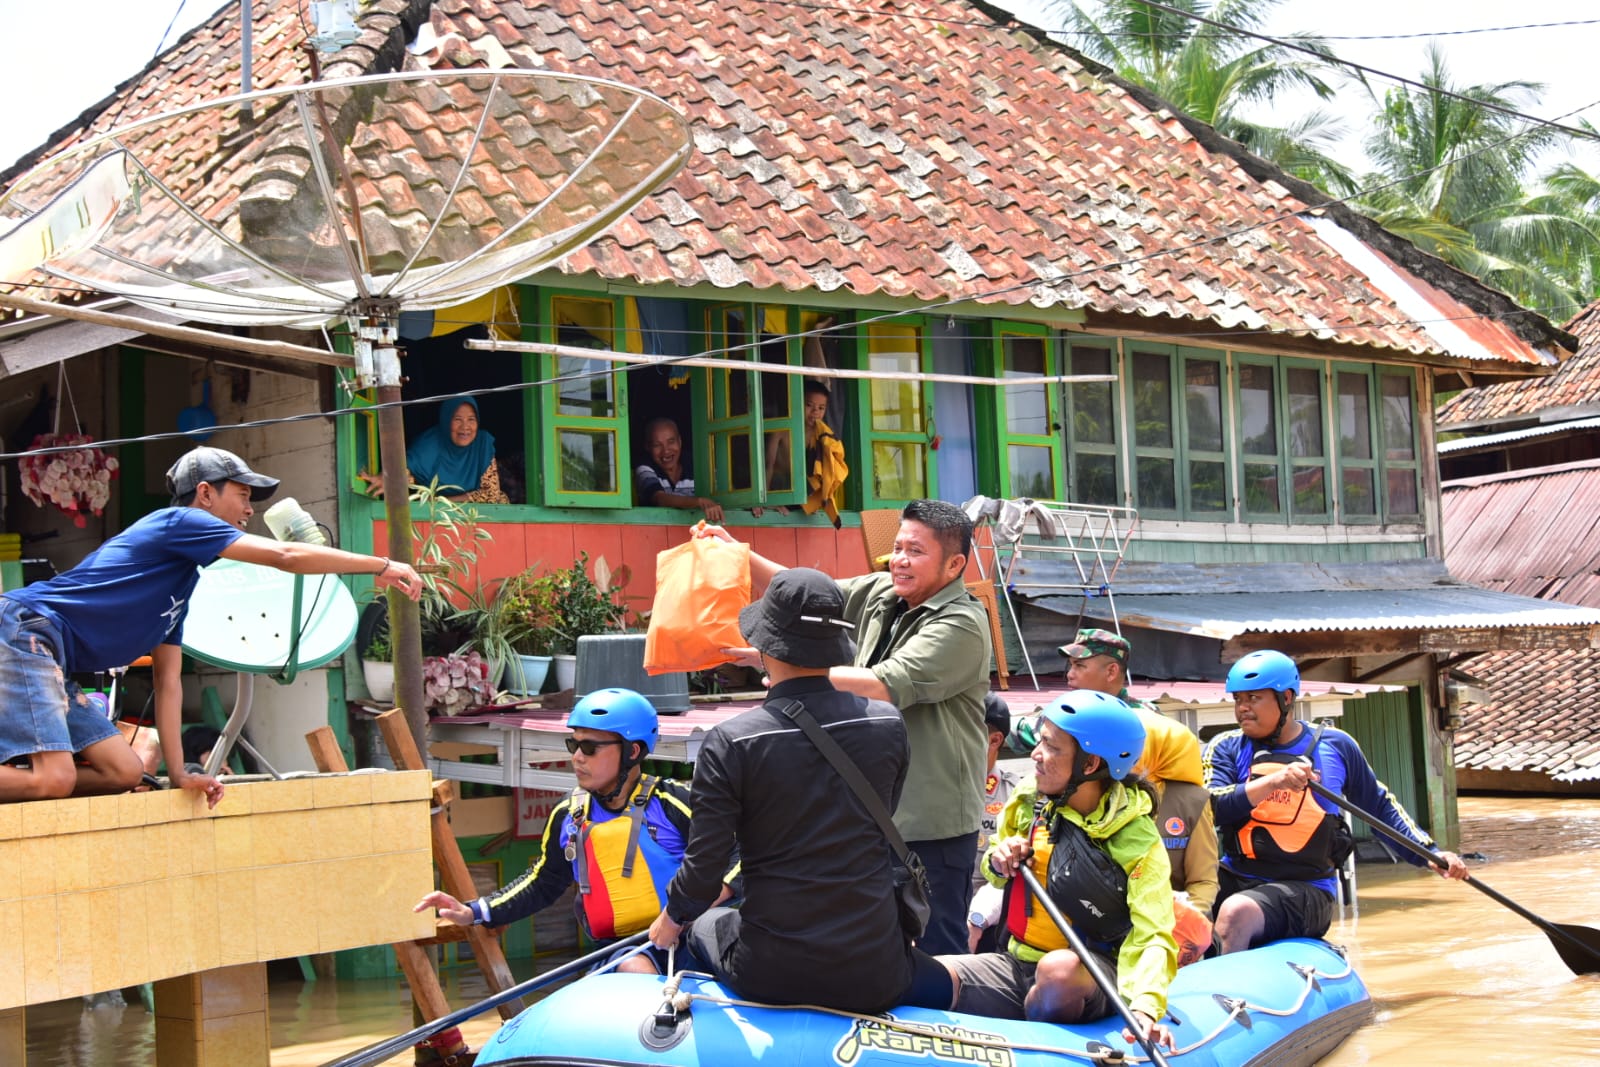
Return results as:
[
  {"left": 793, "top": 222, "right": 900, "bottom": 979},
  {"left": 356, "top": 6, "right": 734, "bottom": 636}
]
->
[{"left": 374, "top": 520, "right": 873, "bottom": 606}]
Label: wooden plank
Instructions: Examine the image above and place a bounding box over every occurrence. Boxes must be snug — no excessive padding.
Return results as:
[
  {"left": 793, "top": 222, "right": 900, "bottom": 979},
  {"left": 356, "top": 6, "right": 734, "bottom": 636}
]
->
[{"left": 377, "top": 711, "right": 524, "bottom": 1020}]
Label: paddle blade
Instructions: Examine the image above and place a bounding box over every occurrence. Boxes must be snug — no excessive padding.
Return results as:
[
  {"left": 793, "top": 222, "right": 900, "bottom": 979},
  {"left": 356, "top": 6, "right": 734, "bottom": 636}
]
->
[{"left": 1548, "top": 922, "right": 1600, "bottom": 976}]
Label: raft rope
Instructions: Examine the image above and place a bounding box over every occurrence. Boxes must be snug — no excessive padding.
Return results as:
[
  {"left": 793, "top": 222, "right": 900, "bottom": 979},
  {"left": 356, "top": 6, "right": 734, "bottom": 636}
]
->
[{"left": 653, "top": 957, "right": 1356, "bottom": 1065}]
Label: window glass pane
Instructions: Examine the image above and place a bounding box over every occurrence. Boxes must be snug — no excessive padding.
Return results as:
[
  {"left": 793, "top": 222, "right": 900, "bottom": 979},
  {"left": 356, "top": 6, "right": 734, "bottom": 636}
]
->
[
  {"left": 1286, "top": 367, "right": 1324, "bottom": 458},
  {"left": 1132, "top": 351, "right": 1173, "bottom": 448},
  {"left": 1003, "top": 334, "right": 1049, "bottom": 435},
  {"left": 1243, "top": 463, "right": 1280, "bottom": 513},
  {"left": 1190, "top": 460, "right": 1226, "bottom": 512},
  {"left": 1387, "top": 467, "right": 1419, "bottom": 516},
  {"left": 728, "top": 431, "right": 753, "bottom": 492},
  {"left": 724, "top": 308, "right": 750, "bottom": 418},
  {"left": 556, "top": 355, "right": 615, "bottom": 418},
  {"left": 559, "top": 430, "right": 616, "bottom": 493},
  {"left": 764, "top": 430, "right": 793, "bottom": 492},
  {"left": 868, "top": 325, "right": 923, "bottom": 433},
  {"left": 871, "top": 440, "right": 927, "bottom": 500},
  {"left": 1238, "top": 364, "right": 1277, "bottom": 455},
  {"left": 759, "top": 307, "right": 789, "bottom": 419},
  {"left": 1185, "top": 359, "right": 1223, "bottom": 453},
  {"left": 1381, "top": 374, "right": 1415, "bottom": 461},
  {"left": 1072, "top": 347, "right": 1115, "bottom": 445},
  {"left": 1009, "top": 445, "right": 1053, "bottom": 498},
  {"left": 1338, "top": 373, "right": 1372, "bottom": 459},
  {"left": 1292, "top": 466, "right": 1327, "bottom": 514},
  {"left": 1076, "top": 454, "right": 1118, "bottom": 506},
  {"left": 1341, "top": 467, "right": 1375, "bottom": 515},
  {"left": 1137, "top": 456, "right": 1176, "bottom": 510}
]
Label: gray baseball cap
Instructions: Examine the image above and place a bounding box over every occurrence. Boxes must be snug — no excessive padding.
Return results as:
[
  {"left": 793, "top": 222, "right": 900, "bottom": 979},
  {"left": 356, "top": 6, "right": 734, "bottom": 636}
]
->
[{"left": 166, "top": 447, "right": 280, "bottom": 502}]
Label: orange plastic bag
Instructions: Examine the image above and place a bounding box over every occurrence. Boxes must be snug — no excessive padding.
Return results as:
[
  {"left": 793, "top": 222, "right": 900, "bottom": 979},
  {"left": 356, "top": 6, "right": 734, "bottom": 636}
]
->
[{"left": 643, "top": 536, "right": 752, "bottom": 674}]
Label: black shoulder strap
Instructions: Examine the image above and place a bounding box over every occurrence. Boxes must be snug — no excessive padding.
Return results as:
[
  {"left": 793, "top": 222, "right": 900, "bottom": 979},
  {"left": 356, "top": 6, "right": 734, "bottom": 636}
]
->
[{"left": 770, "top": 698, "right": 913, "bottom": 863}]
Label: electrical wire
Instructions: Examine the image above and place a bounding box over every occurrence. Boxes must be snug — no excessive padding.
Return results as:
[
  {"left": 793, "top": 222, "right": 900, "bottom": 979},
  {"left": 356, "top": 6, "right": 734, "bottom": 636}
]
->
[{"left": 4, "top": 7, "right": 1595, "bottom": 462}]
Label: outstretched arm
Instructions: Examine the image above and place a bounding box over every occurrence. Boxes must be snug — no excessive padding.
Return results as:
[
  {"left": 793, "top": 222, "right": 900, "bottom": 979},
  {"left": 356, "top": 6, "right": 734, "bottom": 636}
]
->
[{"left": 220, "top": 534, "right": 422, "bottom": 599}]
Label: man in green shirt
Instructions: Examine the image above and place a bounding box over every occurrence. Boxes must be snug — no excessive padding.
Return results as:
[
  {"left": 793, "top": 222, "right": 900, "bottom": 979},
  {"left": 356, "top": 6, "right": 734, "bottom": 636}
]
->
[{"left": 698, "top": 499, "right": 991, "bottom": 954}]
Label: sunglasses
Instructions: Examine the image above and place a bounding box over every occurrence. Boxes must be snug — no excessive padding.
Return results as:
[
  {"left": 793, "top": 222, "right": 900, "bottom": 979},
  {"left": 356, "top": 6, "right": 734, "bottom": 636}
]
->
[{"left": 564, "top": 737, "right": 624, "bottom": 756}]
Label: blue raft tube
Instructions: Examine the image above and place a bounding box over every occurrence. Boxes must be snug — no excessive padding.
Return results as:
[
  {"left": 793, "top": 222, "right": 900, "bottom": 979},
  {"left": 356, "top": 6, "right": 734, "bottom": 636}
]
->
[{"left": 476, "top": 936, "right": 1371, "bottom": 1067}]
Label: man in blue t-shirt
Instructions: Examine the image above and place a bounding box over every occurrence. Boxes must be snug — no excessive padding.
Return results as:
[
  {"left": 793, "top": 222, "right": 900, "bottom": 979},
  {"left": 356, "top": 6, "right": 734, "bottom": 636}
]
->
[
  {"left": 1202, "top": 649, "right": 1468, "bottom": 953},
  {"left": 0, "top": 446, "right": 422, "bottom": 807}
]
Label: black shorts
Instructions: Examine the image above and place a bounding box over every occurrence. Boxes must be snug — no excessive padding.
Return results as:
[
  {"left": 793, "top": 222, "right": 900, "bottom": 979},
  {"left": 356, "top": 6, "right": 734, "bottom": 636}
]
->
[
  {"left": 1217, "top": 867, "right": 1334, "bottom": 942},
  {"left": 943, "top": 948, "right": 1118, "bottom": 1021}
]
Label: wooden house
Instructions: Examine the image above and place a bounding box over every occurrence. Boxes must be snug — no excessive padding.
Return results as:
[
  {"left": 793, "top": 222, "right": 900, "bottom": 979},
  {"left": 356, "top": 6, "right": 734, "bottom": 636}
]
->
[{"left": 5, "top": 0, "right": 1599, "bottom": 870}]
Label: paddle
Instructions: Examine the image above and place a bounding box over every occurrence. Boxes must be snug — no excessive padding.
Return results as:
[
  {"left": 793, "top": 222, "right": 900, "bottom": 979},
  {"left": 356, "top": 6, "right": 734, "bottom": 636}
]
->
[
  {"left": 1308, "top": 781, "right": 1600, "bottom": 975},
  {"left": 320, "top": 931, "right": 649, "bottom": 1067},
  {"left": 1019, "top": 866, "right": 1173, "bottom": 1067}
]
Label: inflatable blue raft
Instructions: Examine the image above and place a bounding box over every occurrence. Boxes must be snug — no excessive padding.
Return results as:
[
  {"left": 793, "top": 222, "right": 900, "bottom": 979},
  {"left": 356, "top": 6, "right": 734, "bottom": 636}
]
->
[{"left": 476, "top": 937, "right": 1370, "bottom": 1067}]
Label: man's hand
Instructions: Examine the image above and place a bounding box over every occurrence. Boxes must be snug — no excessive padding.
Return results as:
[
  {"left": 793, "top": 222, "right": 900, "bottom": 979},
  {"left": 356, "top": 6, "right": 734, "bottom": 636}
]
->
[
  {"left": 648, "top": 909, "right": 684, "bottom": 949},
  {"left": 693, "top": 521, "right": 735, "bottom": 543},
  {"left": 1272, "top": 761, "right": 1319, "bottom": 792},
  {"left": 1432, "top": 849, "right": 1471, "bottom": 881},
  {"left": 697, "top": 498, "right": 725, "bottom": 524},
  {"left": 1123, "top": 1010, "right": 1175, "bottom": 1052},
  {"left": 415, "top": 890, "right": 473, "bottom": 926},
  {"left": 719, "top": 645, "right": 764, "bottom": 670},
  {"left": 172, "top": 769, "right": 225, "bottom": 809},
  {"left": 374, "top": 559, "right": 423, "bottom": 600},
  {"left": 987, "top": 835, "right": 1033, "bottom": 878}
]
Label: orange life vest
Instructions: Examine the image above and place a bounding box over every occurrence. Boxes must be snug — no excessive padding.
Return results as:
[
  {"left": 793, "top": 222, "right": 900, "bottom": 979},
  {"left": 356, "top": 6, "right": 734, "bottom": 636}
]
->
[{"left": 1226, "top": 725, "right": 1349, "bottom": 881}]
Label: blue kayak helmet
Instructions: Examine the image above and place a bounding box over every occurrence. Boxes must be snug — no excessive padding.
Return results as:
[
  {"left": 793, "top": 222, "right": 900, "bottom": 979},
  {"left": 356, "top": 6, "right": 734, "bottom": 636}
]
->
[
  {"left": 567, "top": 687, "right": 660, "bottom": 754},
  {"left": 1040, "top": 690, "right": 1147, "bottom": 782},
  {"left": 1226, "top": 650, "right": 1300, "bottom": 696},
  {"left": 1226, "top": 650, "right": 1300, "bottom": 745}
]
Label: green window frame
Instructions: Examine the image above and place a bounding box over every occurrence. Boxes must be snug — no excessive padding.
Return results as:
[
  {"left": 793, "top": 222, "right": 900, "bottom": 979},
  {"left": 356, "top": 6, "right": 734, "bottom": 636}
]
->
[
  {"left": 1378, "top": 368, "right": 1422, "bottom": 521},
  {"left": 856, "top": 318, "right": 937, "bottom": 507},
  {"left": 1124, "top": 344, "right": 1230, "bottom": 520},
  {"left": 536, "top": 289, "right": 633, "bottom": 508},
  {"left": 692, "top": 304, "right": 807, "bottom": 509},
  {"left": 1332, "top": 363, "right": 1381, "bottom": 524},
  {"left": 1063, "top": 339, "right": 1121, "bottom": 506},
  {"left": 980, "top": 322, "right": 1064, "bottom": 500},
  {"left": 1233, "top": 356, "right": 1333, "bottom": 524}
]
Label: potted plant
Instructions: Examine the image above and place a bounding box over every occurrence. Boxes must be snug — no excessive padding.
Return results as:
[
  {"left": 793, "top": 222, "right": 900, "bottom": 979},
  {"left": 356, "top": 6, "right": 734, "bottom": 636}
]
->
[
  {"left": 361, "top": 626, "right": 396, "bottom": 704},
  {"left": 491, "top": 568, "right": 563, "bottom": 696},
  {"left": 545, "top": 552, "right": 632, "bottom": 691}
]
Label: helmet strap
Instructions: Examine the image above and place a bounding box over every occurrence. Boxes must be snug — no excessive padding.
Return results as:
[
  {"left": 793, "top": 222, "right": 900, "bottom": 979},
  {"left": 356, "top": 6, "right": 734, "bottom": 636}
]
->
[
  {"left": 1265, "top": 691, "right": 1294, "bottom": 747},
  {"left": 1050, "top": 750, "right": 1108, "bottom": 808},
  {"left": 593, "top": 743, "right": 646, "bottom": 809}
]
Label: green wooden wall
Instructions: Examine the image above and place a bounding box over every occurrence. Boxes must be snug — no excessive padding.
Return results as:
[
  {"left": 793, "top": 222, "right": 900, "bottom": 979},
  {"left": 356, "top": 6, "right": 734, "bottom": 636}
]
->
[{"left": 1336, "top": 686, "right": 1430, "bottom": 841}]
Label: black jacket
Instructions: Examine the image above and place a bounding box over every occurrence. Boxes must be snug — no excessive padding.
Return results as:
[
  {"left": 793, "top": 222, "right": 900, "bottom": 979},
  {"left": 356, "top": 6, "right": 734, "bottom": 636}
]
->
[{"left": 665, "top": 676, "right": 913, "bottom": 1011}]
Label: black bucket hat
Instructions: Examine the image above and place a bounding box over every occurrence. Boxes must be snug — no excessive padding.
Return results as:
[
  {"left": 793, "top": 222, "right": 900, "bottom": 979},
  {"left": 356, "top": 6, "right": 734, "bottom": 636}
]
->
[{"left": 738, "top": 567, "right": 857, "bottom": 668}]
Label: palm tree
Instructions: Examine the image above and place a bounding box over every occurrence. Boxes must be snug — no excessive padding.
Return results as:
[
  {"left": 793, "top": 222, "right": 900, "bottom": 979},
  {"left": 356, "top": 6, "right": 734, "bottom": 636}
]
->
[
  {"left": 1033, "top": 0, "right": 1359, "bottom": 194},
  {"left": 1356, "top": 45, "right": 1598, "bottom": 309}
]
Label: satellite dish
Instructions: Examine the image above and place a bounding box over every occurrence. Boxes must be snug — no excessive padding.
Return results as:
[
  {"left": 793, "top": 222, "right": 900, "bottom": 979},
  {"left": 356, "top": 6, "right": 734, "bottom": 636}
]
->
[
  {"left": 0, "top": 70, "right": 691, "bottom": 329},
  {"left": 182, "top": 558, "right": 357, "bottom": 673}
]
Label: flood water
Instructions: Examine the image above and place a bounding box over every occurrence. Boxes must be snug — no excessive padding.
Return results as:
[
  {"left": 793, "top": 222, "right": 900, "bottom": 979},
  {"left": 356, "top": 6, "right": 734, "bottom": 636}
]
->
[{"left": 23, "top": 794, "right": 1600, "bottom": 1065}]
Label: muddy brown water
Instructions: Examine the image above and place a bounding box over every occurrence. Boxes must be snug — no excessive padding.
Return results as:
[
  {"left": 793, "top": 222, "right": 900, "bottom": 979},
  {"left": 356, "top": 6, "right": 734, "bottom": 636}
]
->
[{"left": 24, "top": 795, "right": 1600, "bottom": 1065}]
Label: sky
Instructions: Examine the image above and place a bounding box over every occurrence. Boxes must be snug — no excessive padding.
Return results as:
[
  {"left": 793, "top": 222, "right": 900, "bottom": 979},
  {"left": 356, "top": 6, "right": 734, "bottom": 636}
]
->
[{"left": 1, "top": 1, "right": 1598, "bottom": 176}]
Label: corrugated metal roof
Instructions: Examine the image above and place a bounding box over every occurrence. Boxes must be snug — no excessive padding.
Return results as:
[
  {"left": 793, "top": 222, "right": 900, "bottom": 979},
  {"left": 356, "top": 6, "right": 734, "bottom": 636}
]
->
[
  {"left": 1442, "top": 459, "right": 1600, "bottom": 609},
  {"left": 1438, "top": 416, "right": 1600, "bottom": 454},
  {"left": 1033, "top": 586, "right": 1600, "bottom": 640}
]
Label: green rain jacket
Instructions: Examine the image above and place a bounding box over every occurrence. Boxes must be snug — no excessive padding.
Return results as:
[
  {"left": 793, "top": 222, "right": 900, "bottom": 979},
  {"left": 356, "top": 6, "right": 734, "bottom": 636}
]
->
[{"left": 982, "top": 776, "right": 1179, "bottom": 1021}]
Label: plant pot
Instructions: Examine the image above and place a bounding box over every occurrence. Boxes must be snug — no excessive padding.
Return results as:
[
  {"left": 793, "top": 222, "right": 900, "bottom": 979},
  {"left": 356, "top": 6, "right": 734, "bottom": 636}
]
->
[
  {"left": 362, "top": 658, "right": 395, "bottom": 704},
  {"left": 505, "top": 654, "right": 552, "bottom": 697},
  {"left": 552, "top": 653, "right": 578, "bottom": 692}
]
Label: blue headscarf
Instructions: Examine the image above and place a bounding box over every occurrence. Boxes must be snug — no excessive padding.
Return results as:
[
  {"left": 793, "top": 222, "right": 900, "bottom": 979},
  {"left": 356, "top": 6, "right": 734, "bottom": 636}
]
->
[{"left": 408, "top": 397, "right": 496, "bottom": 494}]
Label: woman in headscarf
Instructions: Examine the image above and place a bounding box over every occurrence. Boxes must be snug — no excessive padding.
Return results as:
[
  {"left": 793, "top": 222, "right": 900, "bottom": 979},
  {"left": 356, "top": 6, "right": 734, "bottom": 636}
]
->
[{"left": 363, "top": 397, "right": 510, "bottom": 503}]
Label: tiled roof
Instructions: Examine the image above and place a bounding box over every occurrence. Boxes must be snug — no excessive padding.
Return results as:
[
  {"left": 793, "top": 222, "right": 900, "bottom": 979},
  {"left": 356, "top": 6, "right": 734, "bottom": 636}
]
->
[
  {"left": 0, "top": 0, "right": 1571, "bottom": 368},
  {"left": 1452, "top": 647, "right": 1600, "bottom": 783},
  {"left": 1438, "top": 300, "right": 1600, "bottom": 426}
]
